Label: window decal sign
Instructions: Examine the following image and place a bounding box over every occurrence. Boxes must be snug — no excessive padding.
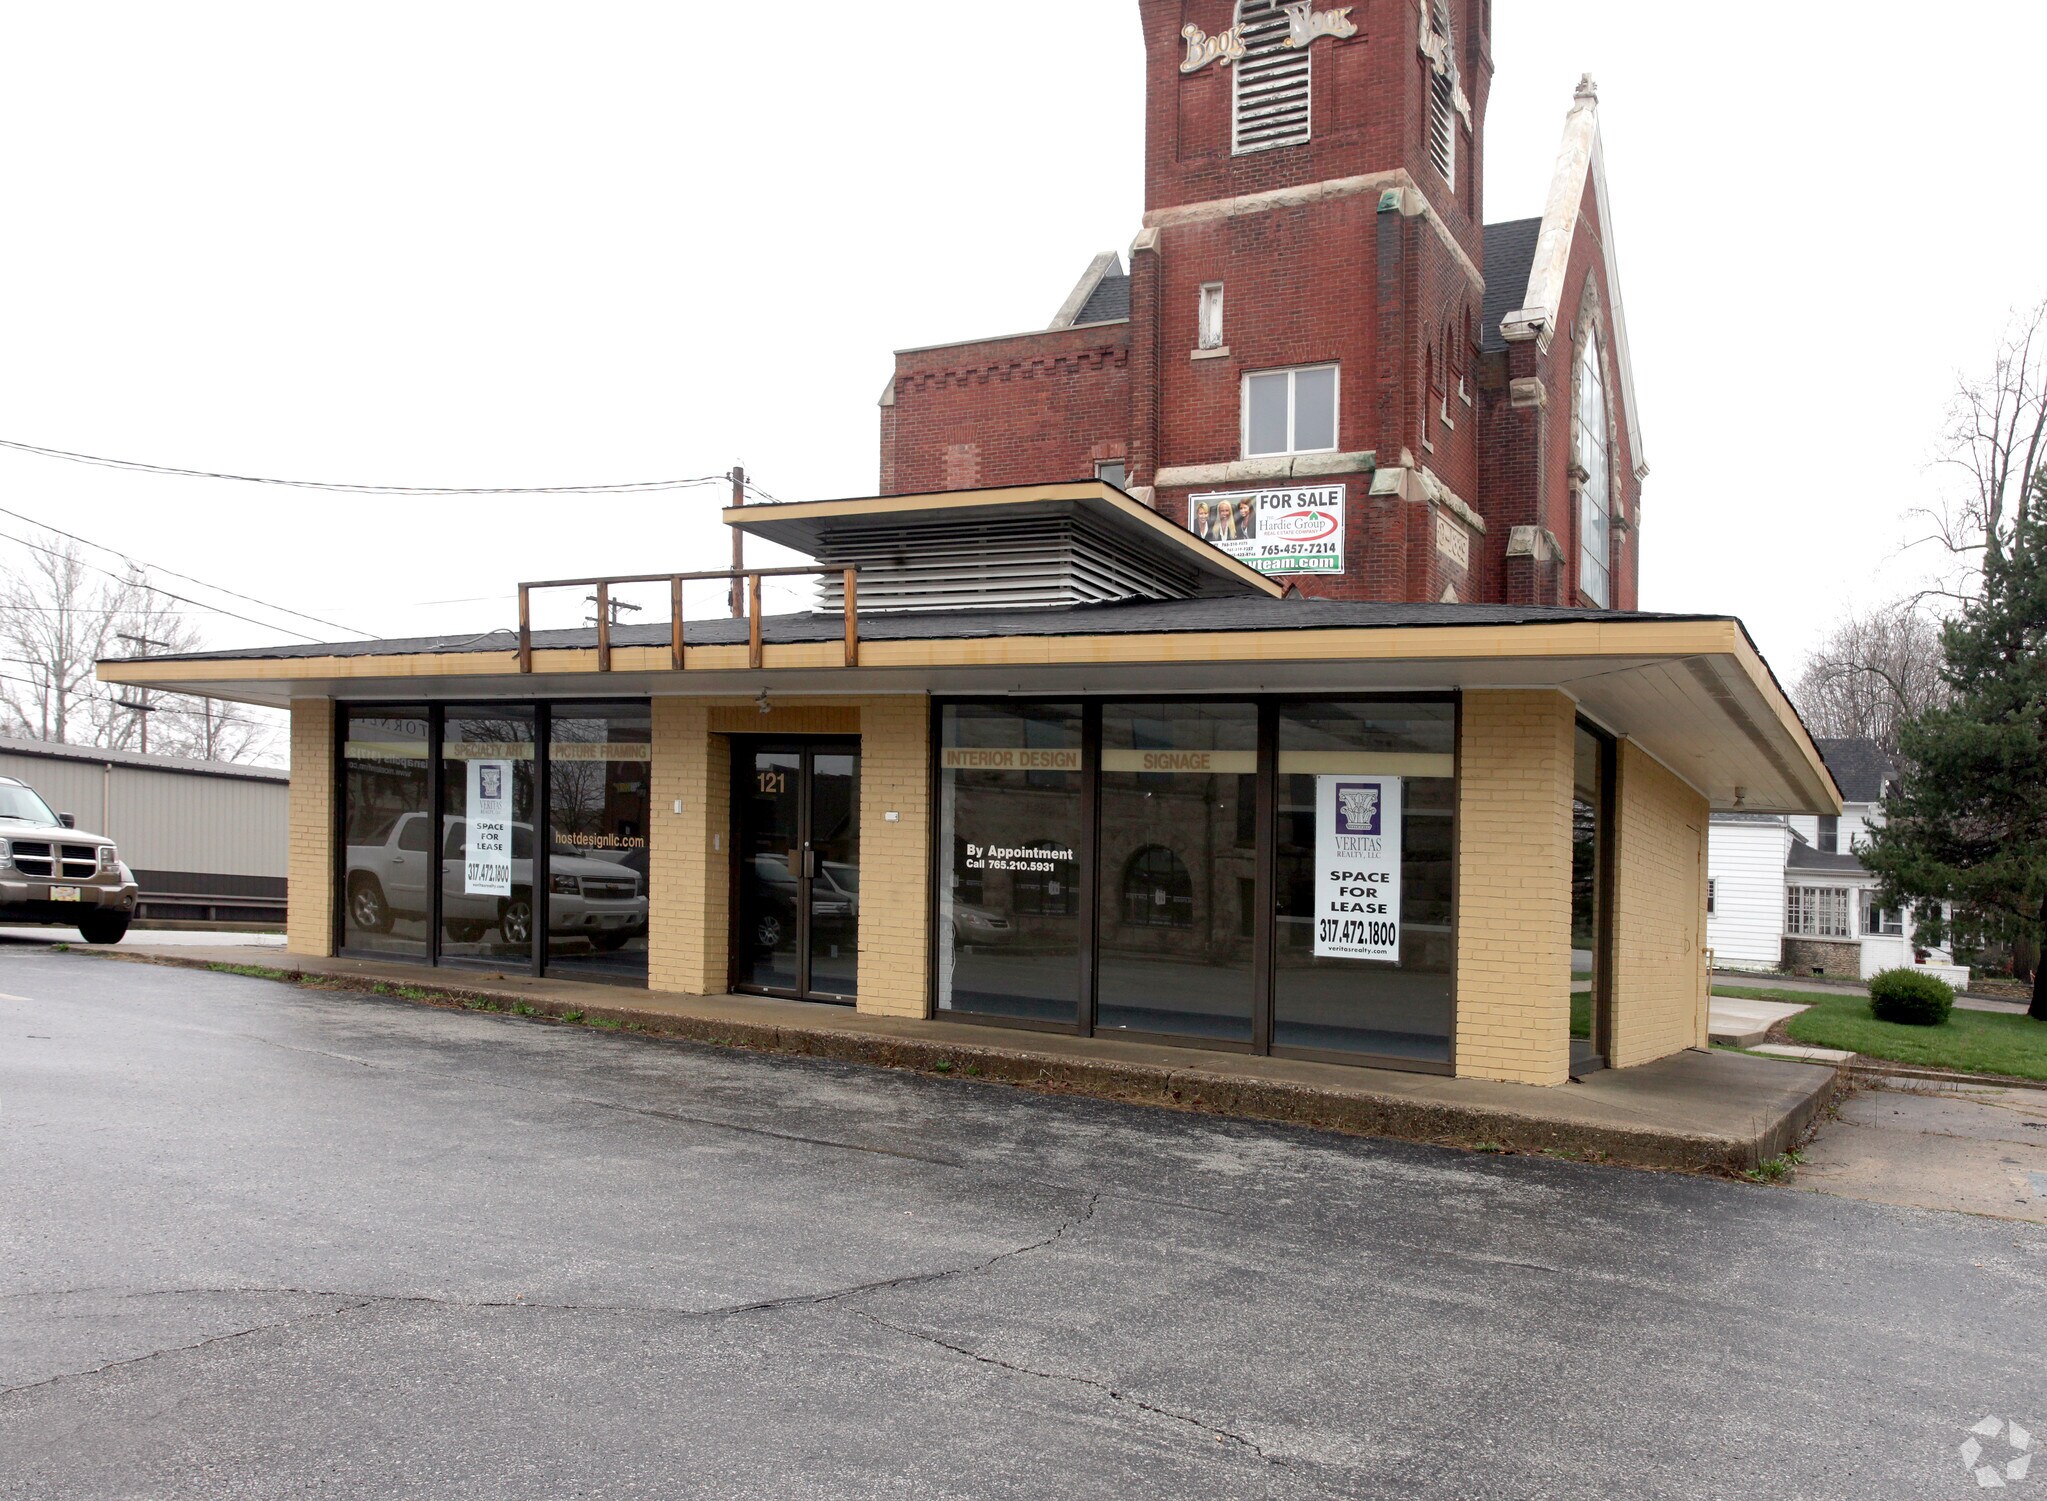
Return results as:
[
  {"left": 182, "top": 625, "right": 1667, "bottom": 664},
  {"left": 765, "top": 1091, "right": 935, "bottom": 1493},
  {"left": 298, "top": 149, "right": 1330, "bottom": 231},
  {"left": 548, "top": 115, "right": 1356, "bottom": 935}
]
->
[
  {"left": 1189, "top": 485, "right": 1345, "bottom": 575},
  {"left": 940, "top": 747, "right": 1082, "bottom": 772},
  {"left": 465, "top": 759, "right": 514, "bottom": 897},
  {"left": 1313, "top": 774, "right": 1402, "bottom": 961}
]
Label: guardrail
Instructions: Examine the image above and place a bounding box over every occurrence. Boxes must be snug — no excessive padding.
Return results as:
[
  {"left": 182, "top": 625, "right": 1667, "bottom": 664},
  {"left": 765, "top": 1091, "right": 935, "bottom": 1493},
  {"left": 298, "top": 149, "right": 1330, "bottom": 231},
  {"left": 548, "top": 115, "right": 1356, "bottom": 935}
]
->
[{"left": 516, "top": 567, "right": 859, "bottom": 674}]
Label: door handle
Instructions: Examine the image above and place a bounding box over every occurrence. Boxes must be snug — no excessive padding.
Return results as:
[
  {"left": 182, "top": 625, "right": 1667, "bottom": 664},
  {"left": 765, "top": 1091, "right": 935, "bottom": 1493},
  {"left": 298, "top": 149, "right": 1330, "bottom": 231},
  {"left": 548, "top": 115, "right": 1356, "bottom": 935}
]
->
[{"left": 803, "top": 847, "right": 818, "bottom": 879}]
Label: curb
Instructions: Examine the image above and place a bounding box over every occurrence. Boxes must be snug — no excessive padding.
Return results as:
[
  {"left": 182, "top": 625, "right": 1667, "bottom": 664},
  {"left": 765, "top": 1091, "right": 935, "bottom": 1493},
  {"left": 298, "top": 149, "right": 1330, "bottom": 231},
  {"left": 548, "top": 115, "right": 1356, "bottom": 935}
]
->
[
  {"left": 1844, "top": 1062, "right": 2047, "bottom": 1094},
  {"left": 74, "top": 946, "right": 1825, "bottom": 1175}
]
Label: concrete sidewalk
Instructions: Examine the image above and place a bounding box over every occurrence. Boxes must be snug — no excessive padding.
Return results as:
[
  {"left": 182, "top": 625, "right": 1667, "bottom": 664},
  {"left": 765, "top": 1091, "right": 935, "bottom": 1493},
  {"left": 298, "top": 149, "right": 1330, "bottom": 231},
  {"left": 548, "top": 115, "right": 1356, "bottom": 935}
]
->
[
  {"left": 1713, "top": 968, "right": 2032, "bottom": 1015},
  {"left": 69, "top": 940, "right": 1837, "bottom": 1174},
  {"left": 1709, "top": 995, "right": 1810, "bottom": 1047},
  {"left": 1798, "top": 1081, "right": 2047, "bottom": 1223}
]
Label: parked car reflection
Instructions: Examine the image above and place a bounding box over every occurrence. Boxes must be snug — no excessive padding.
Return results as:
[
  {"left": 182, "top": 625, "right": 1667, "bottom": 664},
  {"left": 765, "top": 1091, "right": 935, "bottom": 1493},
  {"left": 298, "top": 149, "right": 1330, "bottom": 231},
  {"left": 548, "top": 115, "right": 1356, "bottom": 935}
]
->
[
  {"left": 741, "top": 853, "right": 859, "bottom": 952},
  {"left": 343, "top": 812, "right": 647, "bottom": 951}
]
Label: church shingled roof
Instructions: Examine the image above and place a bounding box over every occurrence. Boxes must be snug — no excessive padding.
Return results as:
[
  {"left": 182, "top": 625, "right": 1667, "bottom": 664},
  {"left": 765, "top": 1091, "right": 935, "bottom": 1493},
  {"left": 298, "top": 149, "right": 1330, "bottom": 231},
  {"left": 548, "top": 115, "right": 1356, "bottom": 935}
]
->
[{"left": 1481, "top": 218, "right": 1543, "bottom": 353}]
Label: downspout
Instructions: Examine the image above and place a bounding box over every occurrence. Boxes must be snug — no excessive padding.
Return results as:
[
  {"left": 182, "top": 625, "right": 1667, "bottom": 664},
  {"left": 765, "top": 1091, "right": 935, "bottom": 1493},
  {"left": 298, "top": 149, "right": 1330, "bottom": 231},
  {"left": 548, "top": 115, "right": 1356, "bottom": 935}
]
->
[{"left": 102, "top": 760, "right": 110, "bottom": 836}]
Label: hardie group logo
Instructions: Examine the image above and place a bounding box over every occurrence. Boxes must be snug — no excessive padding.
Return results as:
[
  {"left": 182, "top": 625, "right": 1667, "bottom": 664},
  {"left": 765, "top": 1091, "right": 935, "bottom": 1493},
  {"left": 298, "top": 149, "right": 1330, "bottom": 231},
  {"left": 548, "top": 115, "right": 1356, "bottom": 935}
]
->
[
  {"left": 1335, "top": 782, "right": 1382, "bottom": 837},
  {"left": 1961, "top": 1416, "right": 2034, "bottom": 1488}
]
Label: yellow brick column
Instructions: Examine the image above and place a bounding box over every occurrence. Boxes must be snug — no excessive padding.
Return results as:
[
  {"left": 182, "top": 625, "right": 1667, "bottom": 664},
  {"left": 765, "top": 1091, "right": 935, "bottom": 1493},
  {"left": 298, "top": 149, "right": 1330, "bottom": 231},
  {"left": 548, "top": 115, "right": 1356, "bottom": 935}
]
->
[
  {"left": 286, "top": 698, "right": 336, "bottom": 959},
  {"left": 648, "top": 698, "right": 729, "bottom": 995},
  {"left": 1454, "top": 690, "right": 1575, "bottom": 1085},
  {"left": 855, "top": 696, "right": 931, "bottom": 1019},
  {"left": 1607, "top": 740, "right": 1712, "bottom": 1068}
]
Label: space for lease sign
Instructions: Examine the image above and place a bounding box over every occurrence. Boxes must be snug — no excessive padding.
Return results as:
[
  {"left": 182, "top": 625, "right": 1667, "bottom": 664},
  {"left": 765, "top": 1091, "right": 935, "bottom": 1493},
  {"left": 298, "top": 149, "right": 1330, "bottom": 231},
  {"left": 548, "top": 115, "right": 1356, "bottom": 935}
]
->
[
  {"left": 1313, "top": 775, "right": 1402, "bottom": 962},
  {"left": 1189, "top": 485, "right": 1345, "bottom": 575},
  {"left": 465, "top": 759, "right": 514, "bottom": 897}
]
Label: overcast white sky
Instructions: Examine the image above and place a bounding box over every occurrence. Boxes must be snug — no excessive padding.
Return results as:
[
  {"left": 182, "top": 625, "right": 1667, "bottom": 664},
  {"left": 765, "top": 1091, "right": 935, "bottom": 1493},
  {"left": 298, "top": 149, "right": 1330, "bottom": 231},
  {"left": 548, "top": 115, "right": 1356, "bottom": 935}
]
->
[{"left": 1, "top": 2, "right": 2040, "bottom": 689}]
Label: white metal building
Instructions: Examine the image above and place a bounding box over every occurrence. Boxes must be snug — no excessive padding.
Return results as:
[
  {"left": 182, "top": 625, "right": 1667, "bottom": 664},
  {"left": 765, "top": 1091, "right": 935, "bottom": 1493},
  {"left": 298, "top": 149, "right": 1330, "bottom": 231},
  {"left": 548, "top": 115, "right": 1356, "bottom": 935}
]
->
[{"left": 0, "top": 737, "right": 286, "bottom": 925}]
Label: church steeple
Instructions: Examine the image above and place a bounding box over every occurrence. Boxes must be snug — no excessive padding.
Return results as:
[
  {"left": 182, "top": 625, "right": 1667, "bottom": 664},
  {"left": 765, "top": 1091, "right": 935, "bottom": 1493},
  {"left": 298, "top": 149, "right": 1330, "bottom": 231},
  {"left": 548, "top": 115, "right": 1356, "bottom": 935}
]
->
[{"left": 1140, "top": 0, "right": 1491, "bottom": 256}]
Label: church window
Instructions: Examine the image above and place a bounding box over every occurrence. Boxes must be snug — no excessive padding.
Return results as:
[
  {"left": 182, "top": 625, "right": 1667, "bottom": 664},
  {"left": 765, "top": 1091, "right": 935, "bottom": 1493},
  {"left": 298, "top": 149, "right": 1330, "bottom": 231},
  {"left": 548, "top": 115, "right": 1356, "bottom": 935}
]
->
[
  {"left": 1234, "top": 0, "right": 1312, "bottom": 154},
  {"left": 1198, "top": 283, "right": 1226, "bottom": 350},
  {"left": 1575, "top": 330, "right": 1613, "bottom": 607},
  {"left": 1244, "top": 365, "right": 1339, "bottom": 457},
  {"left": 1122, "top": 846, "right": 1193, "bottom": 929}
]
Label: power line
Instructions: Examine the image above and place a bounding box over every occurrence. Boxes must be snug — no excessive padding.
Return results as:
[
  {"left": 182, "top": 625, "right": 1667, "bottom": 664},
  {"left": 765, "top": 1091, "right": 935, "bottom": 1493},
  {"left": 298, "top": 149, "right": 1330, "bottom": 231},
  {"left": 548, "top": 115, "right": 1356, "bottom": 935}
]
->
[
  {"left": 0, "top": 502, "right": 369, "bottom": 638},
  {"left": 0, "top": 676, "right": 276, "bottom": 735},
  {"left": 0, "top": 527, "right": 327, "bottom": 644},
  {"left": 0, "top": 437, "right": 734, "bottom": 497}
]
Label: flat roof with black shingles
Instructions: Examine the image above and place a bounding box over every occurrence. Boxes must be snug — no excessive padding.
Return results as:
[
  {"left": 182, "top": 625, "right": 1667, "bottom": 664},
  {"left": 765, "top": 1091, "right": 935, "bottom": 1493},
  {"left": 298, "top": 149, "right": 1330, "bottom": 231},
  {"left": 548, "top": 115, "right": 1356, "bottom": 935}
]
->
[{"left": 131, "top": 598, "right": 1726, "bottom": 665}]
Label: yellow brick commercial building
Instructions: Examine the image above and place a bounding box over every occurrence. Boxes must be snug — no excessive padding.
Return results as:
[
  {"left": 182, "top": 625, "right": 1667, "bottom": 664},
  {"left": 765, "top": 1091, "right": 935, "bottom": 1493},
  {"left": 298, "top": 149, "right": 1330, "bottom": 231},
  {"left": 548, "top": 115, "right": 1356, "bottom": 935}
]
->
[{"left": 103, "top": 483, "right": 1836, "bottom": 1087}]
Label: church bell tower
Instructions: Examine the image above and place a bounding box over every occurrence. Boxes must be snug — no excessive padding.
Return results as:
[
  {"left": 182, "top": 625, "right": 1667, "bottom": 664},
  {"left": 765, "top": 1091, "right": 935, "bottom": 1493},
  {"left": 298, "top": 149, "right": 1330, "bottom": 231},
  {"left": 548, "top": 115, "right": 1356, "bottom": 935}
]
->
[{"left": 1128, "top": 0, "right": 1495, "bottom": 602}]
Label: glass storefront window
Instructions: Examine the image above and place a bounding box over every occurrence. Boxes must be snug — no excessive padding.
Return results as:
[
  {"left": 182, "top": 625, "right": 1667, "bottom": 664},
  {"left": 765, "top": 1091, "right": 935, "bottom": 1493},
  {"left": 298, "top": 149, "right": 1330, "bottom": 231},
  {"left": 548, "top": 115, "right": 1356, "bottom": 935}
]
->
[
  {"left": 340, "top": 708, "right": 430, "bottom": 959},
  {"left": 1572, "top": 723, "right": 1611, "bottom": 1064},
  {"left": 1273, "top": 702, "right": 1456, "bottom": 1063},
  {"left": 440, "top": 709, "right": 538, "bottom": 968},
  {"left": 545, "top": 704, "right": 652, "bottom": 984},
  {"left": 1098, "top": 702, "right": 1258, "bottom": 1043},
  {"left": 936, "top": 703, "right": 1084, "bottom": 1024}
]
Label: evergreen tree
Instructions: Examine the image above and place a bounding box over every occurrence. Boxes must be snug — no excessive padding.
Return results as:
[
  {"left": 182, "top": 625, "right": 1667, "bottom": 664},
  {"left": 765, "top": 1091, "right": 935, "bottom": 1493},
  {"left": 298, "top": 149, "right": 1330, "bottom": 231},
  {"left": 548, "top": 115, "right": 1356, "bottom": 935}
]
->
[{"left": 1863, "top": 482, "right": 2047, "bottom": 1019}]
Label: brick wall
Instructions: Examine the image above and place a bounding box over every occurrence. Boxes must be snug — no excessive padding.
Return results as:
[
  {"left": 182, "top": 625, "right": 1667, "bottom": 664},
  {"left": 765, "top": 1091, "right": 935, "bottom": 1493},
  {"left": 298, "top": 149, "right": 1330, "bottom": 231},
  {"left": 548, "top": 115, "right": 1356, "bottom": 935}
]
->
[
  {"left": 647, "top": 696, "right": 930, "bottom": 1020},
  {"left": 881, "top": 324, "right": 1131, "bottom": 496},
  {"left": 852, "top": 697, "right": 932, "bottom": 1020},
  {"left": 1783, "top": 937, "right": 1861, "bottom": 981},
  {"left": 286, "top": 698, "right": 334, "bottom": 959},
  {"left": 1137, "top": 0, "right": 1492, "bottom": 262},
  {"left": 1454, "top": 690, "right": 1574, "bottom": 1085},
  {"left": 1607, "top": 740, "right": 1709, "bottom": 1068},
  {"left": 647, "top": 699, "right": 727, "bottom": 996}
]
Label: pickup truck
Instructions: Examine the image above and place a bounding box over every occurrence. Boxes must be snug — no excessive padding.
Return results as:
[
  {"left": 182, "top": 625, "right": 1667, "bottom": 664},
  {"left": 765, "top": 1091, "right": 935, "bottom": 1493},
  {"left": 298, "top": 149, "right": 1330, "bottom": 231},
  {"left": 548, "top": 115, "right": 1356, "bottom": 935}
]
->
[
  {"left": 344, "top": 812, "right": 647, "bottom": 949},
  {"left": 0, "top": 775, "right": 139, "bottom": 944}
]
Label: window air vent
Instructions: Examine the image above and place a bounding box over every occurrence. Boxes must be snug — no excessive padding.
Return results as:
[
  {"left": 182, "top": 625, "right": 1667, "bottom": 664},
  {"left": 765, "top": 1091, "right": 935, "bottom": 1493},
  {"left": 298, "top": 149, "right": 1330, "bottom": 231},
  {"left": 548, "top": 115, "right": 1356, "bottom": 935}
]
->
[
  {"left": 1233, "top": 0, "right": 1311, "bottom": 154},
  {"left": 1428, "top": 2, "right": 1457, "bottom": 186}
]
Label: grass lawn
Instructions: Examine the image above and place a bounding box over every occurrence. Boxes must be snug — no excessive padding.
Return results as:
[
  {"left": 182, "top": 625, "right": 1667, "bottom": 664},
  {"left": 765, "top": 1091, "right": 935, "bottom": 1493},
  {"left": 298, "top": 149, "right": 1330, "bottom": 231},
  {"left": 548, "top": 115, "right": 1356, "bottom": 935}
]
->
[
  {"left": 1714, "top": 985, "right": 2047, "bottom": 1082},
  {"left": 1570, "top": 990, "right": 1591, "bottom": 1040}
]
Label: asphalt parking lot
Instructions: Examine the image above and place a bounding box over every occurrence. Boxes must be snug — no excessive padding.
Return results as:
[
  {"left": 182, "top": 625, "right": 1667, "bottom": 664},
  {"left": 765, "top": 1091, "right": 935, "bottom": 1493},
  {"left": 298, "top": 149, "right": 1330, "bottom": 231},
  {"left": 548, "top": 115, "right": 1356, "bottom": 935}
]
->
[{"left": 4, "top": 950, "right": 2043, "bottom": 1499}]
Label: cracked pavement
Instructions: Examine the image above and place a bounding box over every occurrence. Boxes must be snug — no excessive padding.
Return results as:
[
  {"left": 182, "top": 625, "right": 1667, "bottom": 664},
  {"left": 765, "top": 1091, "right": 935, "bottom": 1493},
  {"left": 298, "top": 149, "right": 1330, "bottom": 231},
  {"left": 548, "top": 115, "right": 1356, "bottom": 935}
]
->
[{"left": 3, "top": 951, "right": 2044, "bottom": 1499}]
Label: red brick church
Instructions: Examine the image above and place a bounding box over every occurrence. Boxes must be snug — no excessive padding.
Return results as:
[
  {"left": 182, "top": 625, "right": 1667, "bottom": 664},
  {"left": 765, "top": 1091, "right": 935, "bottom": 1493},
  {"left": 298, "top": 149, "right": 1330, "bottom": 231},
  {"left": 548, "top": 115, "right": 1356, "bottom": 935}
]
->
[{"left": 878, "top": 0, "right": 1645, "bottom": 611}]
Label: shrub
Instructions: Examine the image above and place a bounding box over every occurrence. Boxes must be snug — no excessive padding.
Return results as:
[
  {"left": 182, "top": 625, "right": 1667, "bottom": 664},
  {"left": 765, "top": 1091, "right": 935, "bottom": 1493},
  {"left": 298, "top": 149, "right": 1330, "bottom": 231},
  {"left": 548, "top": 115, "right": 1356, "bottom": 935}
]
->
[{"left": 1867, "top": 968, "right": 1955, "bottom": 1027}]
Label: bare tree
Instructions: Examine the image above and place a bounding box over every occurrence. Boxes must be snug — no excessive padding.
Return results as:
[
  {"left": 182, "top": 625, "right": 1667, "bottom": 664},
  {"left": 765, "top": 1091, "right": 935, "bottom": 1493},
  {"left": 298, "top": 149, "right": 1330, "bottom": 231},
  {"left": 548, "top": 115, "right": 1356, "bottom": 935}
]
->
[
  {"left": 1917, "top": 300, "right": 2047, "bottom": 591},
  {"left": 1793, "top": 601, "right": 1950, "bottom": 755},
  {"left": 0, "top": 534, "right": 279, "bottom": 762}
]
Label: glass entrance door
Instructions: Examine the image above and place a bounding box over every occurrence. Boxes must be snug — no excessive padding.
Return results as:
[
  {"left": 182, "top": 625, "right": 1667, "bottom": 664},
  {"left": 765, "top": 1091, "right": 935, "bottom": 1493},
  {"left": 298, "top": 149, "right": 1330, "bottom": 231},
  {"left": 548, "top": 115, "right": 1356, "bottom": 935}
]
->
[{"left": 735, "top": 742, "right": 860, "bottom": 1003}]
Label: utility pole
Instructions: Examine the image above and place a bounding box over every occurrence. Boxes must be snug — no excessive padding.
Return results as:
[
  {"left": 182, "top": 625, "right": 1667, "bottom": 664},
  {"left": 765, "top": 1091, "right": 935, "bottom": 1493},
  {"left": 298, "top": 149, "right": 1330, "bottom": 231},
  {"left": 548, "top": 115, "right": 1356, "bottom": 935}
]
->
[
  {"left": 584, "top": 595, "right": 643, "bottom": 627},
  {"left": 116, "top": 634, "right": 175, "bottom": 759},
  {"left": 729, "top": 464, "right": 747, "bottom": 619},
  {"left": 115, "top": 697, "right": 159, "bottom": 755}
]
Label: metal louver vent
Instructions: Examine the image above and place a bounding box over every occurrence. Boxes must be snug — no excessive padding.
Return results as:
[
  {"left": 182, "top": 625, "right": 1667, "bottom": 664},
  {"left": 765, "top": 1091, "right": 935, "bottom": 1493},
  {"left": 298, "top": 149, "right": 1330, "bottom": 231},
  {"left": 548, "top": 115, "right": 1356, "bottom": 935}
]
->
[
  {"left": 808, "top": 515, "right": 1208, "bottom": 614},
  {"left": 1233, "top": 0, "right": 1311, "bottom": 154},
  {"left": 1428, "top": 2, "right": 1457, "bottom": 185}
]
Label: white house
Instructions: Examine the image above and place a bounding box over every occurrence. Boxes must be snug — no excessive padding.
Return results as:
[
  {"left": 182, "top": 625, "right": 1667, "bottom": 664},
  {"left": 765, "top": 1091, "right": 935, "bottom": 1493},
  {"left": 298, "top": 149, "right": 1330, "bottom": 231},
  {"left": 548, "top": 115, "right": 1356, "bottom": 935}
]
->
[{"left": 1707, "top": 738, "right": 1965, "bottom": 985}]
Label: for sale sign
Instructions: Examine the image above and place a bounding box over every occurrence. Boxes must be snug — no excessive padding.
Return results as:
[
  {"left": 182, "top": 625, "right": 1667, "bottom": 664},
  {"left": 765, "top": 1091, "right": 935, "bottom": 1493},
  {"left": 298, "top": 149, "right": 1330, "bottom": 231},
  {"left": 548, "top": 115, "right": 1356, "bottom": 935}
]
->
[
  {"left": 465, "top": 759, "right": 514, "bottom": 897},
  {"left": 1189, "top": 485, "right": 1345, "bottom": 575},
  {"left": 1313, "top": 775, "right": 1403, "bottom": 962}
]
